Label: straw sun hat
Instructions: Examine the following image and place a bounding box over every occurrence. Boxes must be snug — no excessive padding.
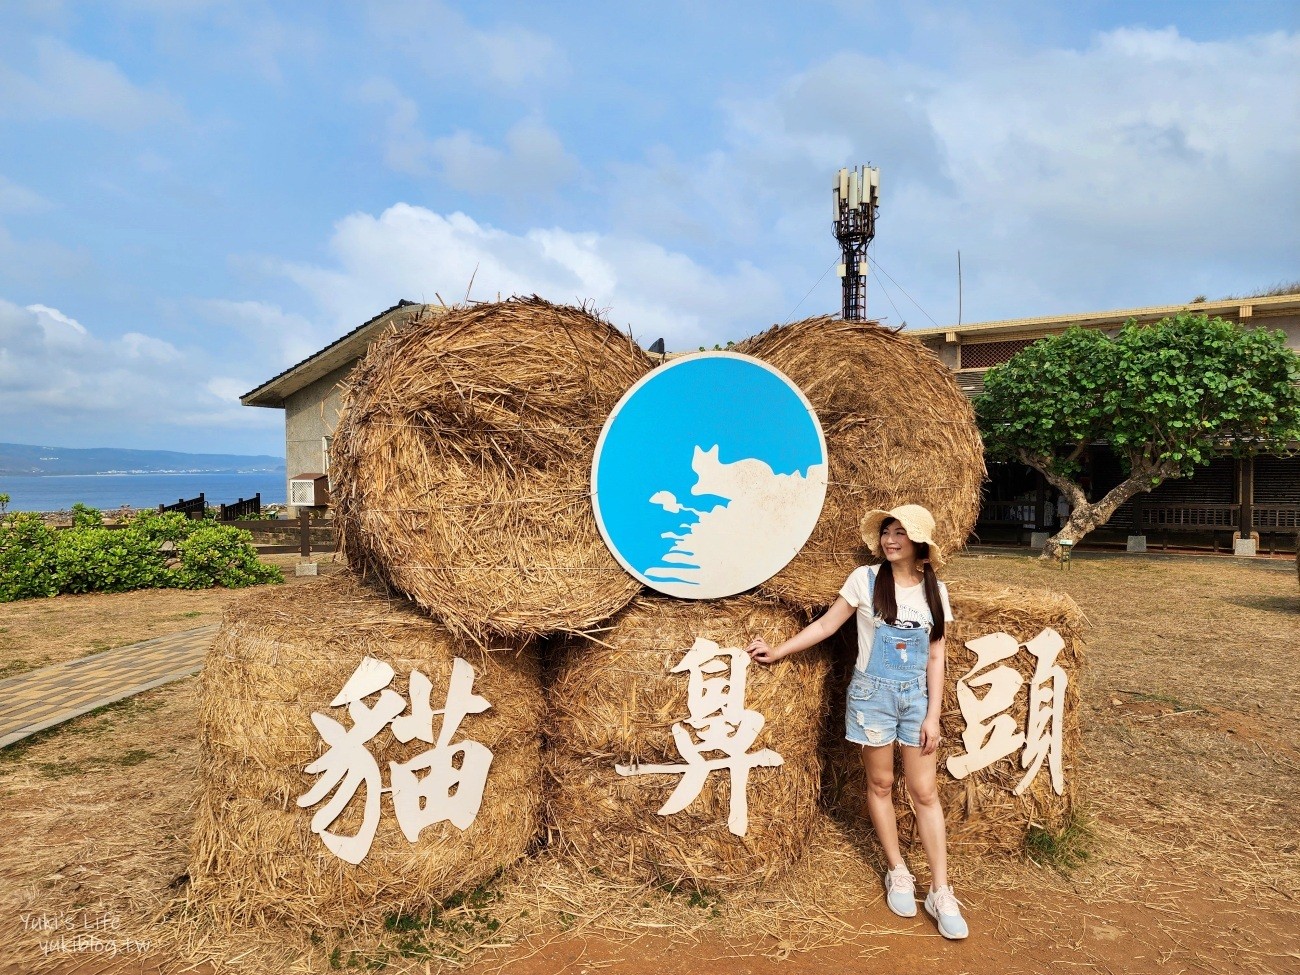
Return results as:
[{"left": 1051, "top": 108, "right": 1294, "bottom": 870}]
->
[{"left": 860, "top": 504, "right": 947, "bottom": 570}]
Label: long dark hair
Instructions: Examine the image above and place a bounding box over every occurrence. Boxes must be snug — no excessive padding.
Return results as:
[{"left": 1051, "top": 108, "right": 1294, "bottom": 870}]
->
[{"left": 871, "top": 518, "right": 946, "bottom": 641}]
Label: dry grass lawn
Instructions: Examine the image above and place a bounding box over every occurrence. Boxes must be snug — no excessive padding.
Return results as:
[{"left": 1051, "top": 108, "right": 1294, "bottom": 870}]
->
[
  {"left": 0, "top": 550, "right": 1296, "bottom": 975},
  {"left": 0, "top": 554, "right": 340, "bottom": 678}
]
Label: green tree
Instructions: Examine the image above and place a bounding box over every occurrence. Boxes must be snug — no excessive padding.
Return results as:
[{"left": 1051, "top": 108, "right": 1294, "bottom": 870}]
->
[{"left": 977, "top": 313, "right": 1300, "bottom": 559}]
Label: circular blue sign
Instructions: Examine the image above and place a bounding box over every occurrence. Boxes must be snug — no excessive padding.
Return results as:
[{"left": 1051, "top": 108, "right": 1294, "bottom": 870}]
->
[{"left": 591, "top": 352, "right": 827, "bottom": 599}]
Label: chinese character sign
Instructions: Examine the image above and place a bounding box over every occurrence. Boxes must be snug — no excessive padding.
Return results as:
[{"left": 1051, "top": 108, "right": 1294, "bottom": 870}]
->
[
  {"left": 1013, "top": 629, "right": 1068, "bottom": 796},
  {"left": 615, "top": 637, "right": 783, "bottom": 836},
  {"left": 945, "top": 628, "right": 1068, "bottom": 796},
  {"left": 296, "top": 656, "right": 493, "bottom": 864}
]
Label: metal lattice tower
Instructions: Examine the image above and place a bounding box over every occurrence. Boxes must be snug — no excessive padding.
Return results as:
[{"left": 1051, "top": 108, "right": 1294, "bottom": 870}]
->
[{"left": 833, "top": 166, "right": 880, "bottom": 321}]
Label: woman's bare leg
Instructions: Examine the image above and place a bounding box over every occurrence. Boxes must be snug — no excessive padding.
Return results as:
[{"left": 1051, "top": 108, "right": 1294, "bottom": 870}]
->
[
  {"left": 861, "top": 744, "right": 904, "bottom": 868},
  {"left": 901, "top": 744, "right": 948, "bottom": 889}
]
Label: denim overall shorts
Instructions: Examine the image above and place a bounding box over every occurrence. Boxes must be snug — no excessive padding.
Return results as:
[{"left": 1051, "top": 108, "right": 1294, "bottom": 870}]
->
[{"left": 845, "top": 574, "right": 931, "bottom": 748}]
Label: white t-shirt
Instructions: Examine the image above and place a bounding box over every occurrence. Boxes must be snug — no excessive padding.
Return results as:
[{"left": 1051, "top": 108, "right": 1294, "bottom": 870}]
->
[{"left": 838, "top": 565, "right": 953, "bottom": 674}]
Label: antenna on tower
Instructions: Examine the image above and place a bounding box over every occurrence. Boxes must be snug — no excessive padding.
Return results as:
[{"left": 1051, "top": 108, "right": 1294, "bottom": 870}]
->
[{"left": 833, "top": 165, "right": 880, "bottom": 321}]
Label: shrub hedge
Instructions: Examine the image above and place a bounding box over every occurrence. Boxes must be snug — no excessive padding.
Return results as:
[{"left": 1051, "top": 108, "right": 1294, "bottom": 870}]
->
[{"left": 0, "top": 503, "right": 283, "bottom": 602}]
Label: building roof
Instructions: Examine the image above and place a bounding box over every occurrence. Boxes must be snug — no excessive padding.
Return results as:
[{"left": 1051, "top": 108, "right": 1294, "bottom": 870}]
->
[
  {"left": 241, "top": 300, "right": 434, "bottom": 408},
  {"left": 908, "top": 292, "right": 1300, "bottom": 341}
]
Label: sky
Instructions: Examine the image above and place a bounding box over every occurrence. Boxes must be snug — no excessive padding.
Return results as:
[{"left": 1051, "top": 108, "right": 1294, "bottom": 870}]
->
[{"left": 0, "top": 0, "right": 1296, "bottom": 456}]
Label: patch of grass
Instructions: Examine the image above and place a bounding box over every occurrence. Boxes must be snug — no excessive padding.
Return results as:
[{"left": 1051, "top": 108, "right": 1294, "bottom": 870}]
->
[
  {"left": 33, "top": 758, "right": 93, "bottom": 778},
  {"left": 363, "top": 873, "right": 505, "bottom": 963},
  {"left": 0, "top": 694, "right": 171, "bottom": 762},
  {"left": 0, "top": 658, "right": 41, "bottom": 679},
  {"left": 657, "top": 878, "right": 720, "bottom": 912},
  {"left": 30, "top": 748, "right": 154, "bottom": 778},
  {"left": 1025, "top": 809, "right": 1093, "bottom": 872}
]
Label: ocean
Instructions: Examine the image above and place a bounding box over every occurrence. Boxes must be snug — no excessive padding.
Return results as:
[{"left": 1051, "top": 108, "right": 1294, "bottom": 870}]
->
[{"left": 0, "top": 471, "right": 286, "bottom": 513}]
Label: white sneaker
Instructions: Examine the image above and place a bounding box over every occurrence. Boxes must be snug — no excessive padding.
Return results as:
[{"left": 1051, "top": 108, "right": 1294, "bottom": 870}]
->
[
  {"left": 883, "top": 863, "right": 917, "bottom": 917},
  {"left": 924, "top": 885, "right": 969, "bottom": 939}
]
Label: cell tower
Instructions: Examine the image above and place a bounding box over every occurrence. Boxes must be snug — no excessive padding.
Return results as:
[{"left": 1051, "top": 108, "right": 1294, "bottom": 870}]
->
[{"left": 833, "top": 165, "right": 880, "bottom": 321}]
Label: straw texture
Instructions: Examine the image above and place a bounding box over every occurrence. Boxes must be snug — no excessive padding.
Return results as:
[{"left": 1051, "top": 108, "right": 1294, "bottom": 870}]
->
[
  {"left": 735, "top": 317, "right": 984, "bottom": 613},
  {"left": 189, "top": 573, "right": 545, "bottom": 927},
  {"left": 546, "top": 595, "right": 831, "bottom": 889},
  {"left": 823, "top": 579, "right": 1087, "bottom": 854},
  {"left": 329, "top": 297, "right": 651, "bottom": 642}
]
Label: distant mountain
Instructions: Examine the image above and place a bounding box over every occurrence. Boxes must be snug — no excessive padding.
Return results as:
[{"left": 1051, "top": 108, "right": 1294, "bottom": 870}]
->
[{"left": 0, "top": 442, "right": 286, "bottom": 476}]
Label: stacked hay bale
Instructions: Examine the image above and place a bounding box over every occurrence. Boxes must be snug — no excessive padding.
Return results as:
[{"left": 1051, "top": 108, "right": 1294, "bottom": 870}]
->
[
  {"left": 329, "top": 296, "right": 652, "bottom": 642},
  {"left": 735, "top": 317, "right": 984, "bottom": 613},
  {"left": 547, "top": 595, "right": 831, "bottom": 889},
  {"left": 192, "top": 289, "right": 1076, "bottom": 932},
  {"left": 189, "top": 574, "right": 546, "bottom": 927},
  {"left": 823, "top": 580, "right": 1087, "bottom": 854}
]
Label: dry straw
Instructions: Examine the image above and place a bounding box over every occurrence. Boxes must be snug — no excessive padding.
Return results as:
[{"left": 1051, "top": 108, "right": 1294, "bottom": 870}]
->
[
  {"left": 189, "top": 572, "right": 546, "bottom": 928},
  {"left": 330, "top": 296, "right": 651, "bottom": 642},
  {"left": 546, "top": 594, "right": 831, "bottom": 890},
  {"left": 823, "top": 579, "right": 1087, "bottom": 855},
  {"left": 735, "top": 316, "right": 985, "bottom": 614}
]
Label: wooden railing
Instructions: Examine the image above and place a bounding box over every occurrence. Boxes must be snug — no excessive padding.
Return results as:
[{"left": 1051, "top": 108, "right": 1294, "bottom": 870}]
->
[
  {"left": 159, "top": 493, "right": 206, "bottom": 518},
  {"left": 225, "top": 513, "right": 336, "bottom": 558},
  {"left": 1253, "top": 504, "right": 1300, "bottom": 530},
  {"left": 977, "top": 502, "right": 1038, "bottom": 526},
  {"left": 1137, "top": 503, "right": 1239, "bottom": 529},
  {"left": 218, "top": 493, "right": 261, "bottom": 521},
  {"left": 976, "top": 500, "right": 1299, "bottom": 554}
]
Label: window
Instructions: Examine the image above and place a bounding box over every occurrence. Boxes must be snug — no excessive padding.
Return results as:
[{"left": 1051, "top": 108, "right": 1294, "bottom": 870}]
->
[{"left": 960, "top": 339, "right": 1038, "bottom": 370}]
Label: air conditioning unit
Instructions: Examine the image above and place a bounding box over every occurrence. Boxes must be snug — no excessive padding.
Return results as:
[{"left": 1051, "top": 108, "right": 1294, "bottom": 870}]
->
[{"left": 289, "top": 473, "right": 330, "bottom": 508}]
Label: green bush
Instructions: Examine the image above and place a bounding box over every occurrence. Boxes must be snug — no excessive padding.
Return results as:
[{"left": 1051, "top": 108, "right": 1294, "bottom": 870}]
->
[
  {"left": 70, "top": 502, "right": 104, "bottom": 528},
  {"left": 0, "top": 505, "right": 283, "bottom": 602},
  {"left": 173, "top": 522, "right": 283, "bottom": 589},
  {"left": 53, "top": 525, "right": 165, "bottom": 594},
  {"left": 0, "top": 512, "right": 61, "bottom": 601}
]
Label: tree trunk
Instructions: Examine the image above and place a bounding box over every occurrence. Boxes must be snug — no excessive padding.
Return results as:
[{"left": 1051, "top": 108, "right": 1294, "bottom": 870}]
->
[{"left": 1016, "top": 451, "right": 1175, "bottom": 562}]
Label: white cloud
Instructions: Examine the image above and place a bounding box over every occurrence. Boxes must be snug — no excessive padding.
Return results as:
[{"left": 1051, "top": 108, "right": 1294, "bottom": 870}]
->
[
  {"left": 605, "top": 51, "right": 947, "bottom": 259},
  {"left": 196, "top": 298, "right": 325, "bottom": 369},
  {"left": 0, "top": 224, "right": 89, "bottom": 288},
  {"left": 0, "top": 298, "right": 275, "bottom": 437},
  {"left": 607, "top": 27, "right": 1299, "bottom": 324},
  {"left": 355, "top": 78, "right": 436, "bottom": 176},
  {"left": 366, "top": 1, "right": 568, "bottom": 94},
  {"left": 26, "top": 303, "right": 87, "bottom": 336},
  {"left": 0, "top": 175, "right": 49, "bottom": 213},
  {"left": 0, "top": 37, "right": 183, "bottom": 130},
  {"left": 430, "top": 118, "right": 579, "bottom": 194},
  {"left": 358, "top": 79, "right": 578, "bottom": 194},
  {"left": 911, "top": 27, "right": 1300, "bottom": 314},
  {"left": 272, "top": 203, "right": 782, "bottom": 348}
]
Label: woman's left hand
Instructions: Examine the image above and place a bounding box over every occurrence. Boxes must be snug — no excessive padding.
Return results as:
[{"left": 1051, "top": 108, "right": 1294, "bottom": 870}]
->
[{"left": 920, "top": 716, "right": 942, "bottom": 756}]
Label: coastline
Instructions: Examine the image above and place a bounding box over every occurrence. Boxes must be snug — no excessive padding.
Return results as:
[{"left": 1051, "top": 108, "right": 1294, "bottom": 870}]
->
[{"left": 0, "top": 470, "right": 287, "bottom": 514}]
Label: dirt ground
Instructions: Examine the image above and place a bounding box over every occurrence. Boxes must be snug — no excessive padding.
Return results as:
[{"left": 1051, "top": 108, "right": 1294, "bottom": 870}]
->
[{"left": 0, "top": 550, "right": 1297, "bottom": 975}]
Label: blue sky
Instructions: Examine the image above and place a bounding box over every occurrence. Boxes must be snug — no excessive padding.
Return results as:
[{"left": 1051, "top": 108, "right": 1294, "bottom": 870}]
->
[{"left": 1, "top": 1, "right": 1296, "bottom": 455}]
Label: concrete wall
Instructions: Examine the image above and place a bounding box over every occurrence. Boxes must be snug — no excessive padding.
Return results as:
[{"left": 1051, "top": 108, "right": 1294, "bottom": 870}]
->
[
  {"left": 1256, "top": 310, "right": 1300, "bottom": 350},
  {"left": 284, "top": 361, "right": 356, "bottom": 509}
]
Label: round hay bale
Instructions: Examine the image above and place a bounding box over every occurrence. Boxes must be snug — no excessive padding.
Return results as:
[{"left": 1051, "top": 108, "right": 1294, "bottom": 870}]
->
[
  {"left": 734, "top": 316, "right": 984, "bottom": 613},
  {"left": 822, "top": 579, "right": 1087, "bottom": 856},
  {"left": 189, "top": 573, "right": 545, "bottom": 927},
  {"left": 330, "top": 296, "right": 651, "bottom": 641},
  {"left": 547, "top": 595, "right": 831, "bottom": 889}
]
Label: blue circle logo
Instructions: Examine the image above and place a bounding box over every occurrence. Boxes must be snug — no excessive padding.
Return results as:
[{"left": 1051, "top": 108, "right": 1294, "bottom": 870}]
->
[{"left": 591, "top": 352, "right": 828, "bottom": 599}]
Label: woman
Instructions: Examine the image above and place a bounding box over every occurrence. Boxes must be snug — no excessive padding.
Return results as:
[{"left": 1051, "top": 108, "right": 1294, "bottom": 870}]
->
[{"left": 746, "top": 503, "right": 968, "bottom": 939}]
